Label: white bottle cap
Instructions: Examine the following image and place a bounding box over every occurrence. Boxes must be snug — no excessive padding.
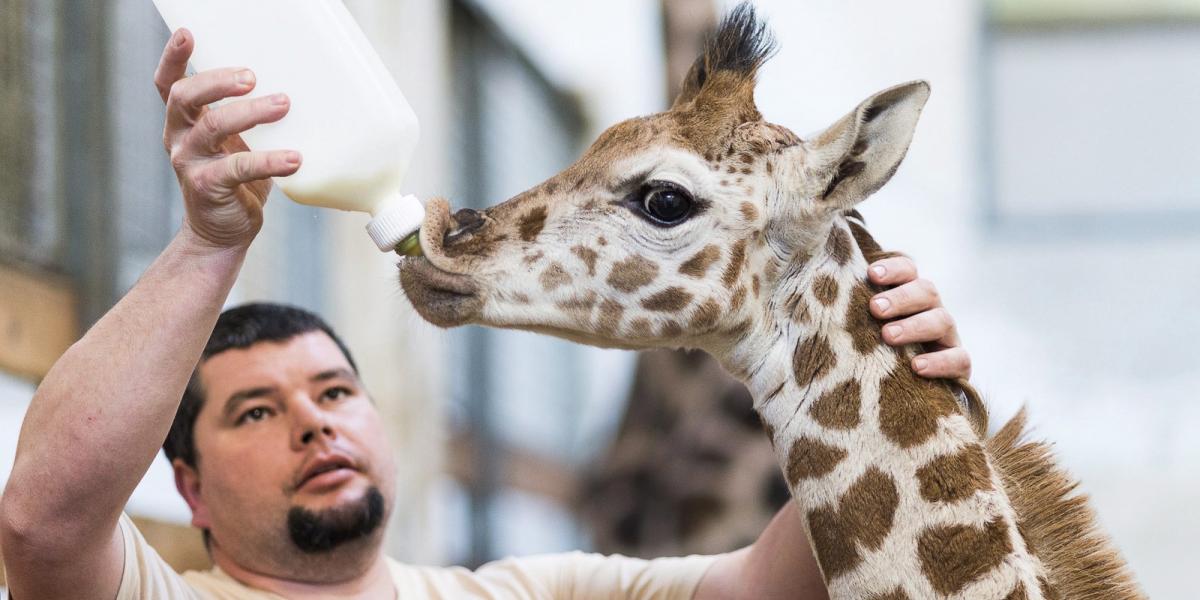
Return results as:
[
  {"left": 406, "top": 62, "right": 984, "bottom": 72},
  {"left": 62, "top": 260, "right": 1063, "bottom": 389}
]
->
[{"left": 366, "top": 193, "right": 424, "bottom": 252}]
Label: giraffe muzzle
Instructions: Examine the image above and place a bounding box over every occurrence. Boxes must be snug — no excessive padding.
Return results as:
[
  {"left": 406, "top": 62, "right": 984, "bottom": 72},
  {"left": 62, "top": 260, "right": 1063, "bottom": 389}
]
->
[{"left": 398, "top": 256, "right": 483, "bottom": 328}]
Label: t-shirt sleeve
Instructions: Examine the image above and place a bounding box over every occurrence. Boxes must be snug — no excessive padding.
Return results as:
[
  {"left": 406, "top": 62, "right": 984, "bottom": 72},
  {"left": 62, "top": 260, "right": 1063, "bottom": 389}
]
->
[
  {"left": 114, "top": 513, "right": 203, "bottom": 600},
  {"left": 472, "top": 551, "right": 721, "bottom": 600}
]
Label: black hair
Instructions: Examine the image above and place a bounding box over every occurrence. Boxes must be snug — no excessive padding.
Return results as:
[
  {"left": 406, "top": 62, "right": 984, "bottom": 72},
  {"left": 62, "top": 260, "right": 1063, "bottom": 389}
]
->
[
  {"left": 163, "top": 303, "right": 359, "bottom": 469},
  {"left": 690, "top": 2, "right": 778, "bottom": 90}
]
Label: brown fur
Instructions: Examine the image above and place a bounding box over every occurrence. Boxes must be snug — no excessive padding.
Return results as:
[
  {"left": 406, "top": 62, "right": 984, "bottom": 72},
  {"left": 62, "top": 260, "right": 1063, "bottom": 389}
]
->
[
  {"left": 518, "top": 206, "right": 548, "bottom": 242},
  {"left": 786, "top": 437, "right": 847, "bottom": 485},
  {"left": 915, "top": 443, "right": 993, "bottom": 503},
  {"left": 806, "top": 467, "right": 900, "bottom": 582},
  {"left": 679, "top": 245, "right": 721, "bottom": 278},
  {"left": 793, "top": 335, "right": 836, "bottom": 384},
  {"left": 1005, "top": 583, "right": 1030, "bottom": 600},
  {"left": 689, "top": 298, "right": 722, "bottom": 331},
  {"left": 808, "top": 379, "right": 862, "bottom": 430},
  {"left": 722, "top": 239, "right": 748, "bottom": 286},
  {"left": 845, "top": 281, "right": 885, "bottom": 353},
  {"left": 987, "top": 409, "right": 1146, "bottom": 600},
  {"left": 826, "top": 225, "right": 854, "bottom": 266},
  {"left": 607, "top": 255, "right": 659, "bottom": 292},
  {"left": 642, "top": 287, "right": 694, "bottom": 312},
  {"left": 571, "top": 245, "right": 598, "bottom": 277},
  {"left": 917, "top": 517, "right": 1013, "bottom": 595},
  {"left": 868, "top": 589, "right": 911, "bottom": 600},
  {"left": 877, "top": 359, "right": 960, "bottom": 449},
  {"left": 539, "top": 262, "right": 571, "bottom": 292},
  {"left": 813, "top": 274, "right": 840, "bottom": 306}
]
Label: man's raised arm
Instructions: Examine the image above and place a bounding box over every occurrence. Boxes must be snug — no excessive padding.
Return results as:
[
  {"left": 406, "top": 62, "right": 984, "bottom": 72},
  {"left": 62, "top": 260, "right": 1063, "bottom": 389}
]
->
[{"left": 0, "top": 29, "right": 299, "bottom": 600}]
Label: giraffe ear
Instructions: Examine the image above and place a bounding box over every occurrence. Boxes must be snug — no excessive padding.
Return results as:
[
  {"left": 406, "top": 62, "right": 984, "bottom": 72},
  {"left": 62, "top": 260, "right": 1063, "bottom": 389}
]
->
[{"left": 803, "top": 81, "right": 930, "bottom": 209}]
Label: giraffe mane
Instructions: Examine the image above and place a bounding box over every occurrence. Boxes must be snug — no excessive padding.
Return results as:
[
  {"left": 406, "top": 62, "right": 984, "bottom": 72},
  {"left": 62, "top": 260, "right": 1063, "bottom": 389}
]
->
[
  {"left": 988, "top": 410, "right": 1144, "bottom": 599},
  {"left": 848, "top": 211, "right": 1142, "bottom": 598}
]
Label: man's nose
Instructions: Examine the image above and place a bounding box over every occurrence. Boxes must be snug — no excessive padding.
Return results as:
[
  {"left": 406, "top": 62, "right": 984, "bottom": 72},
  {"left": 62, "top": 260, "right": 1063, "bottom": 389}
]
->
[{"left": 291, "top": 399, "right": 336, "bottom": 449}]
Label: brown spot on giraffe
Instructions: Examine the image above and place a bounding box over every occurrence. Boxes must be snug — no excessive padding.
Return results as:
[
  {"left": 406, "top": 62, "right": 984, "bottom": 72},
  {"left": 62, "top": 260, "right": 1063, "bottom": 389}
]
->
[
  {"left": 808, "top": 380, "right": 862, "bottom": 430},
  {"left": 793, "top": 335, "right": 836, "bottom": 385},
  {"left": 597, "top": 236, "right": 607, "bottom": 246},
  {"left": 730, "top": 286, "right": 747, "bottom": 312},
  {"left": 722, "top": 239, "right": 748, "bottom": 287},
  {"left": 826, "top": 225, "right": 854, "bottom": 266},
  {"left": 739, "top": 201, "right": 759, "bottom": 222},
  {"left": 878, "top": 357, "right": 961, "bottom": 448},
  {"left": 539, "top": 262, "right": 571, "bottom": 292},
  {"left": 752, "top": 275, "right": 760, "bottom": 297},
  {"left": 556, "top": 293, "right": 597, "bottom": 321},
  {"left": 846, "top": 281, "right": 886, "bottom": 354},
  {"left": 689, "top": 298, "right": 721, "bottom": 331},
  {"left": 765, "top": 160, "right": 774, "bottom": 175},
  {"left": 571, "top": 245, "right": 598, "bottom": 277},
  {"left": 522, "top": 250, "right": 544, "bottom": 266},
  {"left": 785, "top": 437, "right": 847, "bottom": 485},
  {"left": 738, "top": 151, "right": 755, "bottom": 165},
  {"left": 679, "top": 245, "right": 721, "bottom": 278},
  {"left": 1004, "top": 582, "right": 1029, "bottom": 600},
  {"left": 513, "top": 293, "right": 530, "bottom": 304},
  {"left": 627, "top": 318, "right": 652, "bottom": 338},
  {"left": 917, "top": 517, "right": 1013, "bottom": 595},
  {"left": 807, "top": 467, "right": 900, "bottom": 582},
  {"left": 607, "top": 255, "right": 659, "bottom": 292},
  {"left": 642, "top": 287, "right": 694, "bottom": 312},
  {"left": 543, "top": 180, "right": 559, "bottom": 194},
  {"left": 813, "top": 274, "right": 840, "bottom": 307},
  {"left": 595, "top": 298, "right": 624, "bottom": 337},
  {"left": 915, "top": 443, "right": 993, "bottom": 503},
  {"left": 659, "top": 320, "right": 684, "bottom": 337},
  {"left": 518, "top": 206, "right": 548, "bottom": 242}
]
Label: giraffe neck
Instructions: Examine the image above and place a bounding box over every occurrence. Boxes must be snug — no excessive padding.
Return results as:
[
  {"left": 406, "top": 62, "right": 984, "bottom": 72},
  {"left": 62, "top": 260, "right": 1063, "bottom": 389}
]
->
[{"left": 717, "top": 218, "right": 1046, "bottom": 599}]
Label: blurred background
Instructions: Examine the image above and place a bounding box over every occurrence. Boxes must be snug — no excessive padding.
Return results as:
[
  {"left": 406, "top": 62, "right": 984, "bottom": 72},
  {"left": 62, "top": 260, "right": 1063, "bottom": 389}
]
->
[{"left": 1, "top": 0, "right": 1198, "bottom": 597}]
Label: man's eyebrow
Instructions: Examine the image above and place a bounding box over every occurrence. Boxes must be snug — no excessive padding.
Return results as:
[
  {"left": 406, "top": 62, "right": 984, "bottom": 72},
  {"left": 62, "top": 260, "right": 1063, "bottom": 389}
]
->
[
  {"left": 311, "top": 368, "right": 358, "bottom": 383},
  {"left": 223, "top": 386, "right": 277, "bottom": 418}
]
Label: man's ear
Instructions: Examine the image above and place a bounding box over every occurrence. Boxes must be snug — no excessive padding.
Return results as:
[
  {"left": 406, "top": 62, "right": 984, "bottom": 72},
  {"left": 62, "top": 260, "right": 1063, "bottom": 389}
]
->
[
  {"left": 173, "top": 458, "right": 211, "bottom": 530},
  {"left": 802, "top": 81, "right": 930, "bottom": 209}
]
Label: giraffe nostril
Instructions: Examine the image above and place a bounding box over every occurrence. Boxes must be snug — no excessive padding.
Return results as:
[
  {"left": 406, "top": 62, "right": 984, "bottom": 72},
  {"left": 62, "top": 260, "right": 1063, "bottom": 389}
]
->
[{"left": 445, "top": 208, "right": 487, "bottom": 245}]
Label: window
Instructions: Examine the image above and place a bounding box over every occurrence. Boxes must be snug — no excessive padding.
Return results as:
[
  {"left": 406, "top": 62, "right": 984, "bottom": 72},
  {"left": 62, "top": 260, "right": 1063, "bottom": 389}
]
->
[{"left": 983, "top": 0, "right": 1200, "bottom": 237}]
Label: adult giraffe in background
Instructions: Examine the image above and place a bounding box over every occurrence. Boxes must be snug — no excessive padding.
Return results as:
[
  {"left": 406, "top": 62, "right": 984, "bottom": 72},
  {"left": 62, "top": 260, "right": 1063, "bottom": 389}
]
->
[{"left": 400, "top": 4, "right": 1143, "bottom": 598}]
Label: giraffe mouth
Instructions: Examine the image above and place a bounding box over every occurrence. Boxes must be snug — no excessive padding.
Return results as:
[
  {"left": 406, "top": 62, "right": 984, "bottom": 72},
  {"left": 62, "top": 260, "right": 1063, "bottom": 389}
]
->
[{"left": 398, "top": 256, "right": 483, "bottom": 328}]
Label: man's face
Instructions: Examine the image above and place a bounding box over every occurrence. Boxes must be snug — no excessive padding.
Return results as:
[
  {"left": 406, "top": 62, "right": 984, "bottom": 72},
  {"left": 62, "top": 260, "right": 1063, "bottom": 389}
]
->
[{"left": 183, "top": 331, "right": 396, "bottom": 558}]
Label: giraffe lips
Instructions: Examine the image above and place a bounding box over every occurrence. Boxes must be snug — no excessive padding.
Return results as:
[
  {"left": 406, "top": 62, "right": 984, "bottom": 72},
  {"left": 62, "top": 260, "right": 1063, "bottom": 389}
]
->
[{"left": 398, "top": 257, "right": 483, "bottom": 327}]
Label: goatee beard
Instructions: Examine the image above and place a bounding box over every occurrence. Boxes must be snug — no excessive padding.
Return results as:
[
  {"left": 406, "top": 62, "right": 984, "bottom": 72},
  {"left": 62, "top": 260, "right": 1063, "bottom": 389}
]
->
[{"left": 287, "top": 486, "right": 385, "bottom": 554}]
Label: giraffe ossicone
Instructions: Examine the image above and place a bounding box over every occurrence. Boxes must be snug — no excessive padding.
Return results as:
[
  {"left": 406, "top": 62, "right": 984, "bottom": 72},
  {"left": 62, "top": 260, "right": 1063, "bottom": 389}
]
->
[{"left": 399, "top": 3, "right": 1144, "bottom": 598}]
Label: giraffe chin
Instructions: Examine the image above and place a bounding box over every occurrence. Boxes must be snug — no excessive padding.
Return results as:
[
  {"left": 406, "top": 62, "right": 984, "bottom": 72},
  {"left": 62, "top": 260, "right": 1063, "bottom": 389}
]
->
[{"left": 398, "top": 256, "right": 483, "bottom": 328}]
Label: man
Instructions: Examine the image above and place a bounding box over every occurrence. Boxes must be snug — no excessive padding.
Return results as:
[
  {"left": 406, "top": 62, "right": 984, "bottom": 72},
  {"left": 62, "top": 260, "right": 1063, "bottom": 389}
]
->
[{"left": 0, "top": 30, "right": 972, "bottom": 599}]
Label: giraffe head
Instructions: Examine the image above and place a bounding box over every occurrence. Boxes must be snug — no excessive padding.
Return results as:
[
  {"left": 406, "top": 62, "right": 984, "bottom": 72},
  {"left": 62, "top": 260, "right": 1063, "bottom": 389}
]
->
[{"left": 400, "top": 3, "right": 929, "bottom": 361}]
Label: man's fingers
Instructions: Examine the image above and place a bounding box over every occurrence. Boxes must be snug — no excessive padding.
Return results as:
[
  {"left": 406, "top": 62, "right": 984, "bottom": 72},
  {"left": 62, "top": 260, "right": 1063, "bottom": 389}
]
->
[
  {"left": 190, "top": 150, "right": 301, "bottom": 196},
  {"left": 870, "top": 278, "right": 941, "bottom": 319},
  {"left": 868, "top": 255, "right": 916, "bottom": 287},
  {"left": 154, "top": 29, "right": 193, "bottom": 103},
  {"left": 187, "top": 94, "right": 291, "bottom": 155},
  {"left": 912, "top": 347, "right": 972, "bottom": 380},
  {"left": 882, "top": 307, "right": 957, "bottom": 346},
  {"left": 164, "top": 68, "right": 256, "bottom": 143}
]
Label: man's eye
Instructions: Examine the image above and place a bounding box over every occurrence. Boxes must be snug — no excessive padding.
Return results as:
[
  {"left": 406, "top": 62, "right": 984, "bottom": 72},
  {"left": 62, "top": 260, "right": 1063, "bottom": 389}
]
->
[
  {"left": 322, "top": 387, "right": 352, "bottom": 401},
  {"left": 237, "top": 406, "right": 271, "bottom": 424}
]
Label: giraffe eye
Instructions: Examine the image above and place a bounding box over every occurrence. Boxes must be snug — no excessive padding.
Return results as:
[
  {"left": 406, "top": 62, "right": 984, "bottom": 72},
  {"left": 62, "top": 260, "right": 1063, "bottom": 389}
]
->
[{"left": 639, "top": 182, "right": 694, "bottom": 226}]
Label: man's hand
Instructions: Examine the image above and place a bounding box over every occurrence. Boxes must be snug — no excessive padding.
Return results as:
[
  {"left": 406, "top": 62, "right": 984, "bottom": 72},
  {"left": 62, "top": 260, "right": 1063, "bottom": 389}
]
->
[
  {"left": 155, "top": 28, "right": 301, "bottom": 250},
  {"left": 867, "top": 255, "right": 971, "bottom": 380}
]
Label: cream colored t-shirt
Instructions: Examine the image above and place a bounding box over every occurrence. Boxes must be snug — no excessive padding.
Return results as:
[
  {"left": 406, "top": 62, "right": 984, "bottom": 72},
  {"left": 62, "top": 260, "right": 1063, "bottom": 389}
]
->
[{"left": 115, "top": 514, "right": 719, "bottom": 599}]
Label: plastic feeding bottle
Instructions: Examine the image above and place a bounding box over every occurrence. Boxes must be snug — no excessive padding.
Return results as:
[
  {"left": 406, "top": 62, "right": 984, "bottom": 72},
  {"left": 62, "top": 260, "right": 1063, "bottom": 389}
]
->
[{"left": 152, "top": 0, "right": 424, "bottom": 255}]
